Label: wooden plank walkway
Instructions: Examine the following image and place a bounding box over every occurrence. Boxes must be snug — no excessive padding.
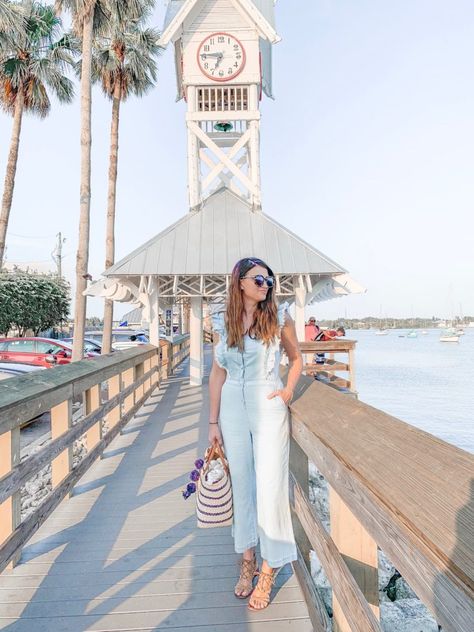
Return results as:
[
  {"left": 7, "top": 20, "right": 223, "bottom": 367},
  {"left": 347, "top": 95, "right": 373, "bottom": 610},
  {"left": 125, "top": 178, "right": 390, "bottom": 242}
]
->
[{"left": 0, "top": 348, "right": 312, "bottom": 631}]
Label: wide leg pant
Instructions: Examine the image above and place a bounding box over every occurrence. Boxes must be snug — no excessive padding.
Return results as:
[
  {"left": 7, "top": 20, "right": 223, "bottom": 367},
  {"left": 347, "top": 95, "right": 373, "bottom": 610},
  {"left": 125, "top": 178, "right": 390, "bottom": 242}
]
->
[{"left": 219, "top": 377, "right": 297, "bottom": 568}]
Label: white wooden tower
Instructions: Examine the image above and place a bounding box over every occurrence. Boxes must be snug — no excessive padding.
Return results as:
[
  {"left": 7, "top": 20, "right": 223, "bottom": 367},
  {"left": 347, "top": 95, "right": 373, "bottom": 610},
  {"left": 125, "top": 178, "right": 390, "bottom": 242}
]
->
[
  {"left": 160, "top": 0, "right": 280, "bottom": 211},
  {"left": 86, "top": 1, "right": 364, "bottom": 387}
]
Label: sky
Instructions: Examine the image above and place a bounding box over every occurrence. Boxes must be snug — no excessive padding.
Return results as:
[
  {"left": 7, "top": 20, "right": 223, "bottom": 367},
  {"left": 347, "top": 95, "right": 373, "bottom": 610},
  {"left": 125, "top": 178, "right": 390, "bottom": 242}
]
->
[{"left": 1, "top": 0, "right": 474, "bottom": 321}]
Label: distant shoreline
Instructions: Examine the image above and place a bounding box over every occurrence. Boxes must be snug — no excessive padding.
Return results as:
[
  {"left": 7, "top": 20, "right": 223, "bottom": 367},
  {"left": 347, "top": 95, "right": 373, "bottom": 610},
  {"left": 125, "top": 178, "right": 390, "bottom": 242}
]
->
[{"left": 315, "top": 317, "right": 473, "bottom": 330}]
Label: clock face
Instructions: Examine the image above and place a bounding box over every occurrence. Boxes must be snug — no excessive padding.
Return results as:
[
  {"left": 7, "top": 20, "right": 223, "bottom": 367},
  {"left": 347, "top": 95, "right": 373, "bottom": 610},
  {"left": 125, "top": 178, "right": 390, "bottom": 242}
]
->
[{"left": 197, "top": 32, "right": 246, "bottom": 82}]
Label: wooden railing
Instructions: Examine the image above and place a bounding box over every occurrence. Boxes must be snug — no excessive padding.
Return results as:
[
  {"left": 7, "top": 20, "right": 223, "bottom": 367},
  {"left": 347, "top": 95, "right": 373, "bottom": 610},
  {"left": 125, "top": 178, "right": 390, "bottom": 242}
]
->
[
  {"left": 159, "top": 334, "right": 190, "bottom": 378},
  {"left": 300, "top": 340, "right": 356, "bottom": 393},
  {"left": 0, "top": 337, "right": 190, "bottom": 574},
  {"left": 286, "top": 371, "right": 474, "bottom": 632}
]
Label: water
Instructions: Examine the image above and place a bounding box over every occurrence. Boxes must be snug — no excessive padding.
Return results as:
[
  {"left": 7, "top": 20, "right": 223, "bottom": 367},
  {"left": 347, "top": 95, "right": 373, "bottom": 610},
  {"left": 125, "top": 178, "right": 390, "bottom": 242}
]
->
[{"left": 346, "top": 328, "right": 474, "bottom": 453}]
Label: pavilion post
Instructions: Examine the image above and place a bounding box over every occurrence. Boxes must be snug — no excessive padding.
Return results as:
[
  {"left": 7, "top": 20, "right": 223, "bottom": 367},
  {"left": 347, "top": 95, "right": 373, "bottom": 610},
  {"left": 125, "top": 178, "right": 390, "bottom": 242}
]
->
[
  {"left": 294, "top": 283, "right": 306, "bottom": 341},
  {"left": 190, "top": 296, "right": 203, "bottom": 386},
  {"left": 149, "top": 277, "right": 160, "bottom": 347}
]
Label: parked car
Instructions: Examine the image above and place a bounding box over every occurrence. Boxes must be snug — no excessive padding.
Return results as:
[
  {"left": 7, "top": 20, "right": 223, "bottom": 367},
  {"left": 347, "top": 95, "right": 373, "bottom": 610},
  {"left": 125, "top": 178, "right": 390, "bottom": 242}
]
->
[
  {"left": 62, "top": 337, "right": 105, "bottom": 356},
  {"left": 85, "top": 329, "right": 150, "bottom": 351},
  {"left": 0, "top": 337, "right": 95, "bottom": 368},
  {"left": 0, "top": 361, "right": 46, "bottom": 381}
]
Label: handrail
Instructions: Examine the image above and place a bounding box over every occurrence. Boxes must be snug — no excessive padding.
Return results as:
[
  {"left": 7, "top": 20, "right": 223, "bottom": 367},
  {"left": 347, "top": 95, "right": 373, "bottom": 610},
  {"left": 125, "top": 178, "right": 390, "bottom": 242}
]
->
[
  {"left": 286, "top": 370, "right": 474, "bottom": 632},
  {"left": 0, "top": 337, "right": 190, "bottom": 574},
  {"left": 299, "top": 340, "right": 357, "bottom": 393}
]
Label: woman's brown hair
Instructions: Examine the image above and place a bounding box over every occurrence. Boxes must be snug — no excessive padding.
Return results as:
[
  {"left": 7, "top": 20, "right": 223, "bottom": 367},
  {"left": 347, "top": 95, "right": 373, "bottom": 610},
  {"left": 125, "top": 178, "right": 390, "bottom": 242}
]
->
[{"left": 225, "top": 257, "right": 279, "bottom": 351}]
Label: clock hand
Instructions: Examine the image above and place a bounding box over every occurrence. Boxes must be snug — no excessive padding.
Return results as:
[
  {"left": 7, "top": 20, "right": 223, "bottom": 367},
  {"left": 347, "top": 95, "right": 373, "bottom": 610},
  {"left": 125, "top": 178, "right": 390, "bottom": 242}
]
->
[{"left": 200, "top": 52, "right": 223, "bottom": 59}]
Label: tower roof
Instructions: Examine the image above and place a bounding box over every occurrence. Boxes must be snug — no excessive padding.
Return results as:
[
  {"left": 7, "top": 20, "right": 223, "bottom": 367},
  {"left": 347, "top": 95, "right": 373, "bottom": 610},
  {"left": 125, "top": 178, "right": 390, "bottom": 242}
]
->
[
  {"left": 161, "top": 0, "right": 280, "bottom": 46},
  {"left": 103, "top": 188, "right": 346, "bottom": 278}
]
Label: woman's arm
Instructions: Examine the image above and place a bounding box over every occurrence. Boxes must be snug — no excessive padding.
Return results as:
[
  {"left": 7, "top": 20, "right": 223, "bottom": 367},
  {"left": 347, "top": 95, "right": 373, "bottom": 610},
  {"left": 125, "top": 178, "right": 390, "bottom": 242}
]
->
[
  {"left": 268, "top": 313, "right": 303, "bottom": 405},
  {"left": 208, "top": 333, "right": 227, "bottom": 445}
]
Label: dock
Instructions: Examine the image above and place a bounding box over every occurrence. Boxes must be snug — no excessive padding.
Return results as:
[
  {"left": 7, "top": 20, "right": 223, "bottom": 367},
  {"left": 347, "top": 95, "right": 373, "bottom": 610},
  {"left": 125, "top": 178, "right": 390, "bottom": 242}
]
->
[{"left": 0, "top": 339, "right": 472, "bottom": 632}]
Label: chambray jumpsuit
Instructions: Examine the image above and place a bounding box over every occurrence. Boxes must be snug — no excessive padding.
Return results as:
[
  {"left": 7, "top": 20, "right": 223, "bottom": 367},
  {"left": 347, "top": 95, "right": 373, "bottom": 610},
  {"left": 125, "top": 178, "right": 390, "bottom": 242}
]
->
[{"left": 210, "top": 301, "right": 297, "bottom": 568}]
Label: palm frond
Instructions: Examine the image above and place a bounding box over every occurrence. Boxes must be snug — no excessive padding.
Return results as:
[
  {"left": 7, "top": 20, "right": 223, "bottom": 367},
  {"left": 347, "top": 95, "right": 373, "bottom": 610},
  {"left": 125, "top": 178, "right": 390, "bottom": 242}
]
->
[
  {"left": 0, "top": 1, "right": 76, "bottom": 116},
  {"left": 0, "top": 0, "right": 25, "bottom": 33},
  {"left": 91, "top": 3, "right": 161, "bottom": 102}
]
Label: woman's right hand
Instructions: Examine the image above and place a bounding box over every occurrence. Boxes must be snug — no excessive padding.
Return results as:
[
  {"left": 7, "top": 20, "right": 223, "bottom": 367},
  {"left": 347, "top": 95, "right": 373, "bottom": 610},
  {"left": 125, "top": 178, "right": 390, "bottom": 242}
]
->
[{"left": 208, "top": 423, "right": 224, "bottom": 447}]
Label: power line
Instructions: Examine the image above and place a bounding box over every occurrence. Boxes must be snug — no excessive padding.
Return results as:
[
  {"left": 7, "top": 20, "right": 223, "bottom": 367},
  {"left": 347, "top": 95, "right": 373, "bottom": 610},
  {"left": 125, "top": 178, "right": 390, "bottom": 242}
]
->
[{"left": 9, "top": 232, "right": 56, "bottom": 239}]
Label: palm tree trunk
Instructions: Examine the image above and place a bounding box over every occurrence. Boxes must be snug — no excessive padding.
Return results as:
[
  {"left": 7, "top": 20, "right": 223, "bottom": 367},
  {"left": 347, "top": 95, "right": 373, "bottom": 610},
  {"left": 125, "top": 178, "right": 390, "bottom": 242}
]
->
[
  {"left": 72, "top": 12, "right": 94, "bottom": 361},
  {"left": 102, "top": 81, "right": 122, "bottom": 354},
  {"left": 0, "top": 90, "right": 24, "bottom": 268}
]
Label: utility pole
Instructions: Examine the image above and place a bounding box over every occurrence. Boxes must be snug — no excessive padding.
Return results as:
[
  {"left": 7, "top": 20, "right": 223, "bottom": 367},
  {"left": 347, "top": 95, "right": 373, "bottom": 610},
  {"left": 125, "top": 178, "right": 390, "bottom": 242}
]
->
[{"left": 51, "top": 232, "right": 66, "bottom": 278}]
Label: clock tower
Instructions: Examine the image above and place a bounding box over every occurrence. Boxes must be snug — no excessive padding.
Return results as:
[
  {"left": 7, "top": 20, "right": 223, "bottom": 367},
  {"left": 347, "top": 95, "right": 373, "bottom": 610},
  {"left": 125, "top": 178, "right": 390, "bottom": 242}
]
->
[{"left": 160, "top": 0, "right": 280, "bottom": 211}]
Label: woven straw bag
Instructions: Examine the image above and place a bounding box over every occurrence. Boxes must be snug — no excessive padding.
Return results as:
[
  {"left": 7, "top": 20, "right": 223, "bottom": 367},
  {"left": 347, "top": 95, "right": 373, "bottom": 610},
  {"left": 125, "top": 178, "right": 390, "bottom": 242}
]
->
[{"left": 196, "top": 440, "right": 233, "bottom": 528}]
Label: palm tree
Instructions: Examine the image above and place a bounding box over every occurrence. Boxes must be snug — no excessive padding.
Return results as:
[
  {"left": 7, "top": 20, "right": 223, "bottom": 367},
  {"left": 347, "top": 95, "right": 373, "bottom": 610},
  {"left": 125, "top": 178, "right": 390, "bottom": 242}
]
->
[
  {"left": 91, "top": 1, "right": 160, "bottom": 353},
  {"left": 55, "top": 0, "right": 109, "bottom": 360},
  {"left": 0, "top": 1, "right": 76, "bottom": 268},
  {"left": 0, "top": 0, "right": 23, "bottom": 33}
]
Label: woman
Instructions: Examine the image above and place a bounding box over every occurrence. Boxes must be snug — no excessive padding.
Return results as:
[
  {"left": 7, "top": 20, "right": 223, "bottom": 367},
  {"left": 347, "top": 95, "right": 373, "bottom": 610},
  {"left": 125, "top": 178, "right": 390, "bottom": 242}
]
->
[{"left": 208, "top": 257, "right": 303, "bottom": 611}]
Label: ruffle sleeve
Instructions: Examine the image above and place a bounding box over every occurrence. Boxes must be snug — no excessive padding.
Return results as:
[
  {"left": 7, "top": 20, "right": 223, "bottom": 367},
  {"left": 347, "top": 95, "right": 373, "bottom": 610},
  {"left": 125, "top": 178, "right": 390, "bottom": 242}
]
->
[
  {"left": 277, "top": 300, "right": 290, "bottom": 331},
  {"left": 209, "top": 302, "right": 227, "bottom": 338},
  {"left": 208, "top": 302, "right": 227, "bottom": 370}
]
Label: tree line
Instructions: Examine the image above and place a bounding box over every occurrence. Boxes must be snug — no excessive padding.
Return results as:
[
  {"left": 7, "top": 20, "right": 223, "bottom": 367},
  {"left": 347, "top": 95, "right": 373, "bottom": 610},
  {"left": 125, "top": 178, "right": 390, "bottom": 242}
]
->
[{"left": 0, "top": 0, "right": 161, "bottom": 357}]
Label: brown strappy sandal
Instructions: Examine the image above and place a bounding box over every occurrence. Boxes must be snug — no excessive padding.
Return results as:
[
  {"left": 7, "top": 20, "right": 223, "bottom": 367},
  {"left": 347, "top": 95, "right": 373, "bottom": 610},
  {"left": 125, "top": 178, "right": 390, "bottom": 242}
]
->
[
  {"left": 234, "top": 554, "right": 259, "bottom": 599},
  {"left": 248, "top": 567, "right": 281, "bottom": 610}
]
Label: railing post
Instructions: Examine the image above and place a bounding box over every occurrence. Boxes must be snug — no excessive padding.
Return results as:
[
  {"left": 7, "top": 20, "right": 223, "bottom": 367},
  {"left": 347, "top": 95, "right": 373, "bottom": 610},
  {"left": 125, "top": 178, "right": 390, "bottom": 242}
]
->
[
  {"left": 289, "top": 436, "right": 312, "bottom": 568},
  {"left": 0, "top": 428, "right": 20, "bottom": 568},
  {"left": 151, "top": 349, "right": 159, "bottom": 389},
  {"left": 143, "top": 357, "right": 151, "bottom": 393},
  {"left": 329, "top": 487, "right": 379, "bottom": 631},
  {"left": 106, "top": 373, "right": 122, "bottom": 429},
  {"left": 85, "top": 384, "right": 102, "bottom": 452},
  {"left": 134, "top": 362, "right": 145, "bottom": 401},
  {"left": 51, "top": 399, "right": 73, "bottom": 492},
  {"left": 348, "top": 348, "right": 356, "bottom": 394},
  {"left": 122, "top": 366, "right": 135, "bottom": 415}
]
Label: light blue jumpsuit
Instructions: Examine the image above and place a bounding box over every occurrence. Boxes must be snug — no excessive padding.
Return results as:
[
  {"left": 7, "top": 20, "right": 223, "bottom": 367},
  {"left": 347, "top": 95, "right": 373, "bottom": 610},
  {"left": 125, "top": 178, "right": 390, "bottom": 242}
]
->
[{"left": 210, "top": 301, "right": 297, "bottom": 568}]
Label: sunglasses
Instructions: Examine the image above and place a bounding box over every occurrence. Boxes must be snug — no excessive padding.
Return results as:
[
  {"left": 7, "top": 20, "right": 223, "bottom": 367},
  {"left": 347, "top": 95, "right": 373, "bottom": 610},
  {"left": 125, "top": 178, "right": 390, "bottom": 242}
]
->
[{"left": 241, "top": 274, "right": 275, "bottom": 288}]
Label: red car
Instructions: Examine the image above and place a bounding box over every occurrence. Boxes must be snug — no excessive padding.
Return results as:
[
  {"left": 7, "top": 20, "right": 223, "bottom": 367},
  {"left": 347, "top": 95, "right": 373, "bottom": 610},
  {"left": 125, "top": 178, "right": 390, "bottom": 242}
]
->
[{"left": 0, "top": 337, "right": 92, "bottom": 368}]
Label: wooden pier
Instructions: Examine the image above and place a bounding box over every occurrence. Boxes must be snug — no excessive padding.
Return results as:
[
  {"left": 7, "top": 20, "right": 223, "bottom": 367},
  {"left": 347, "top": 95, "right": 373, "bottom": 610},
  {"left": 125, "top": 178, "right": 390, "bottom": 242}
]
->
[
  {"left": 0, "top": 343, "right": 312, "bottom": 631},
  {"left": 0, "top": 339, "right": 472, "bottom": 631}
]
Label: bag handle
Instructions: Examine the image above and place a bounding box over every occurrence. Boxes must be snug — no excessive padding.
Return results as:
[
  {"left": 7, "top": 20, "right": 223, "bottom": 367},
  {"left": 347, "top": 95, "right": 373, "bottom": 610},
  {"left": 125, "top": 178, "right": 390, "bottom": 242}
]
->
[{"left": 203, "top": 439, "right": 229, "bottom": 474}]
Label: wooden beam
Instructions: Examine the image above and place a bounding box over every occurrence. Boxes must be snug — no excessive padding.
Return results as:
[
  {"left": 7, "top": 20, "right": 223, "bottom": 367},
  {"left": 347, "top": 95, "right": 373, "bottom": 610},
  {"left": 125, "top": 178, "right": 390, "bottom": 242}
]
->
[
  {"left": 85, "top": 384, "right": 101, "bottom": 453},
  {"left": 0, "top": 367, "right": 157, "bottom": 505},
  {"left": 290, "top": 473, "right": 381, "bottom": 632},
  {"left": 0, "top": 346, "right": 157, "bottom": 434},
  {"left": 289, "top": 383, "right": 474, "bottom": 632},
  {"left": 186, "top": 110, "right": 260, "bottom": 122},
  {"left": 292, "top": 545, "right": 331, "bottom": 632},
  {"left": 0, "top": 386, "right": 154, "bottom": 575},
  {"left": 202, "top": 128, "right": 251, "bottom": 190},
  {"left": 0, "top": 428, "right": 20, "bottom": 568},
  {"left": 330, "top": 487, "right": 379, "bottom": 631},
  {"left": 105, "top": 374, "right": 121, "bottom": 430},
  {"left": 51, "top": 399, "right": 73, "bottom": 490},
  {"left": 188, "top": 121, "right": 259, "bottom": 196}
]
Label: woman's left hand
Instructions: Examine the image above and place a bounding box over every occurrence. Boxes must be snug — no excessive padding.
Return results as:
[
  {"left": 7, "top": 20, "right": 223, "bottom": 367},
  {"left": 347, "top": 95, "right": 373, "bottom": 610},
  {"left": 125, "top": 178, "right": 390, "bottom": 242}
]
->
[{"left": 267, "top": 387, "right": 293, "bottom": 405}]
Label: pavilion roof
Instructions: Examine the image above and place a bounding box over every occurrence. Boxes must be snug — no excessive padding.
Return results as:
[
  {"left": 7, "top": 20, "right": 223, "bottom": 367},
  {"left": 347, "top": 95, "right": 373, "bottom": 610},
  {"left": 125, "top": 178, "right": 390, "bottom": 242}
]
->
[{"left": 103, "top": 187, "right": 347, "bottom": 278}]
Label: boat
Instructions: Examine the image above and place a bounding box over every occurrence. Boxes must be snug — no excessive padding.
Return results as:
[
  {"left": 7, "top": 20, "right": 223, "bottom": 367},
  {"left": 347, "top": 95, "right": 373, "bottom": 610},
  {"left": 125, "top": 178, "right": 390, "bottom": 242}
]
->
[
  {"left": 440, "top": 334, "right": 460, "bottom": 342},
  {"left": 440, "top": 329, "right": 460, "bottom": 343},
  {"left": 455, "top": 329, "right": 465, "bottom": 336},
  {"left": 407, "top": 331, "right": 418, "bottom": 338},
  {"left": 421, "top": 330, "right": 428, "bottom": 335},
  {"left": 375, "top": 329, "right": 389, "bottom": 336}
]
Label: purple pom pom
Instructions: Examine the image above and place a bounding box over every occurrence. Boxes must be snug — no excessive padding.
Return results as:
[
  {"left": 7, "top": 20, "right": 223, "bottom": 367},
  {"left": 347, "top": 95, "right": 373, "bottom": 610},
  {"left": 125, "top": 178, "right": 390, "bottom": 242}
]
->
[
  {"left": 182, "top": 490, "right": 191, "bottom": 499},
  {"left": 186, "top": 482, "right": 196, "bottom": 493},
  {"left": 194, "top": 458, "right": 204, "bottom": 469},
  {"left": 190, "top": 469, "right": 200, "bottom": 481}
]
